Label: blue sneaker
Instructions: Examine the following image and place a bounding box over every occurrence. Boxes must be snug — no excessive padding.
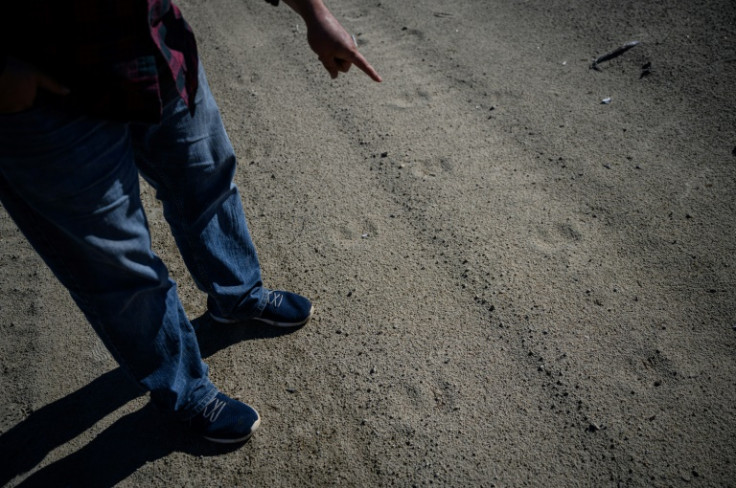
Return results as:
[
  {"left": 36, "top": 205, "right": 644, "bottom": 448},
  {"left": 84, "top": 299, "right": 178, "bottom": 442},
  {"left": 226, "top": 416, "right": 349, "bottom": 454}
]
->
[
  {"left": 189, "top": 393, "right": 261, "bottom": 444},
  {"left": 210, "top": 290, "right": 314, "bottom": 328}
]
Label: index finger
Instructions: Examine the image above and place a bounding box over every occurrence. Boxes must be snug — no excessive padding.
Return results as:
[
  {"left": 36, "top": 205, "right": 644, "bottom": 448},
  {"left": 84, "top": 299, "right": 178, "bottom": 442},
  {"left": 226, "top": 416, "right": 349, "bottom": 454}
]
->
[
  {"left": 36, "top": 72, "right": 70, "bottom": 95},
  {"left": 350, "top": 51, "right": 382, "bottom": 82}
]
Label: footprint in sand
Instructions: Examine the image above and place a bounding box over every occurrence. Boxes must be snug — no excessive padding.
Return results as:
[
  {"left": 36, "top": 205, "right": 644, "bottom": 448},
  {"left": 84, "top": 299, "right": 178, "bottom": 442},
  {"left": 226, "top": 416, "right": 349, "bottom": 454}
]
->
[
  {"left": 530, "top": 221, "right": 584, "bottom": 254},
  {"left": 410, "top": 157, "right": 453, "bottom": 179},
  {"left": 386, "top": 88, "right": 433, "bottom": 111},
  {"left": 328, "top": 219, "right": 380, "bottom": 248}
]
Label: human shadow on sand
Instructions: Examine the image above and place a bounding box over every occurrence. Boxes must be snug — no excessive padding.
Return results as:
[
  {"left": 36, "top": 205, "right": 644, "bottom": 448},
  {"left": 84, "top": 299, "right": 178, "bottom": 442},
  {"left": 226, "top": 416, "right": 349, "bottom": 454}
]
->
[{"left": 0, "top": 315, "right": 301, "bottom": 487}]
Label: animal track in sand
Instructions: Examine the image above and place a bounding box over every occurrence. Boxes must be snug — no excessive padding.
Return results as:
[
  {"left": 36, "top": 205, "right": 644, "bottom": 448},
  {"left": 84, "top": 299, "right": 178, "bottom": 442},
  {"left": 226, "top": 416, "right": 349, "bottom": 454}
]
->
[
  {"left": 530, "top": 221, "right": 584, "bottom": 255},
  {"left": 410, "top": 157, "right": 454, "bottom": 179},
  {"left": 386, "top": 88, "right": 433, "bottom": 111},
  {"left": 328, "top": 219, "right": 380, "bottom": 248}
]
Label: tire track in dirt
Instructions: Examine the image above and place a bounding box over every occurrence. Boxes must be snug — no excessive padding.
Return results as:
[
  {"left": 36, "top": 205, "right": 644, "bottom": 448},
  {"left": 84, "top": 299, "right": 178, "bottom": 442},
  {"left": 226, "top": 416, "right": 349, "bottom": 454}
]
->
[
  {"left": 257, "top": 1, "right": 629, "bottom": 484},
  {"left": 185, "top": 1, "right": 605, "bottom": 485}
]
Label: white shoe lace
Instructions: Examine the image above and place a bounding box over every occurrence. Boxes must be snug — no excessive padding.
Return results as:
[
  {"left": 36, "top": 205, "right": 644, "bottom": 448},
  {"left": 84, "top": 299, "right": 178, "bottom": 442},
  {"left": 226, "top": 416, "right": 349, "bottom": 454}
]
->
[
  {"left": 202, "top": 397, "right": 227, "bottom": 423},
  {"left": 265, "top": 290, "right": 283, "bottom": 309}
]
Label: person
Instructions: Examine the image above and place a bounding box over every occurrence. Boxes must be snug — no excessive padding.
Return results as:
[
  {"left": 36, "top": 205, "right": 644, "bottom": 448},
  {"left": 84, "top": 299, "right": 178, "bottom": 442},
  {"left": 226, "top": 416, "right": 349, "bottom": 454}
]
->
[{"left": 0, "top": 0, "right": 381, "bottom": 444}]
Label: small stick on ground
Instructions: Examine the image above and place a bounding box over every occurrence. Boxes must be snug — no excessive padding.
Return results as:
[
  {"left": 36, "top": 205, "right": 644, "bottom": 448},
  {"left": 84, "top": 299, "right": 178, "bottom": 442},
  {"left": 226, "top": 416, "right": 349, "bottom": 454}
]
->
[{"left": 590, "top": 41, "right": 640, "bottom": 70}]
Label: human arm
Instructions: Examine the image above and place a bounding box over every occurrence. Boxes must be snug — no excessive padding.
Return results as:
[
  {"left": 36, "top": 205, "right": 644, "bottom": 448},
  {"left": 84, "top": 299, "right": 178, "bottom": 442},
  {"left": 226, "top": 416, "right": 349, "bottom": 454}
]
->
[
  {"left": 0, "top": 57, "right": 70, "bottom": 114},
  {"left": 280, "top": 0, "right": 382, "bottom": 82}
]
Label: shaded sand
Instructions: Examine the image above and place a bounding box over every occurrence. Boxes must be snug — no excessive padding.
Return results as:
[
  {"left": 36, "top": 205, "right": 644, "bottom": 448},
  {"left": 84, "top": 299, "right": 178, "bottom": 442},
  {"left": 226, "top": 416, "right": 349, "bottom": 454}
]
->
[{"left": 2, "top": 0, "right": 735, "bottom": 486}]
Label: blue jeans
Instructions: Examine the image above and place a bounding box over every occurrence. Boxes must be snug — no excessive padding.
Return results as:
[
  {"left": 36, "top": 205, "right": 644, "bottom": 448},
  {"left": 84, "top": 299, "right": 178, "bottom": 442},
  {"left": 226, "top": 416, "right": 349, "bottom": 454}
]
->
[{"left": 0, "top": 65, "right": 267, "bottom": 420}]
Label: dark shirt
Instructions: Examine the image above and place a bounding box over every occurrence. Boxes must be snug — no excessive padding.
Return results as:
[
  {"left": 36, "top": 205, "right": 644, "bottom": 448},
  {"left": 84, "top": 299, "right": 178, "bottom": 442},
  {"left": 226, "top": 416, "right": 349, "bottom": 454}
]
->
[{"left": 1, "top": 0, "right": 279, "bottom": 122}]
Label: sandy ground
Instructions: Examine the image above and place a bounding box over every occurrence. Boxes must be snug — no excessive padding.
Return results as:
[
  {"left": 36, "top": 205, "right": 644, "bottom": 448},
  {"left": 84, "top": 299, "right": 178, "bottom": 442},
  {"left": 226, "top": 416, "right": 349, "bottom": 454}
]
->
[{"left": 2, "top": 0, "right": 736, "bottom": 486}]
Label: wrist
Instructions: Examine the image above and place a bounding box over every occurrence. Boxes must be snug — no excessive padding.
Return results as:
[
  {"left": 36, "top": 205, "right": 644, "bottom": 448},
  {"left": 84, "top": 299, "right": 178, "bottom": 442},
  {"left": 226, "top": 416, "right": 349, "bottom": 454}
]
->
[{"left": 284, "top": 0, "right": 329, "bottom": 25}]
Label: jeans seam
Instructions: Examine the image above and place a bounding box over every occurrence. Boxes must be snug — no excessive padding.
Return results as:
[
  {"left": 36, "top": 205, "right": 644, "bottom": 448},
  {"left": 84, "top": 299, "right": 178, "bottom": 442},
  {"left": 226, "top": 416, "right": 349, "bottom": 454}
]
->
[{"left": 136, "top": 157, "right": 214, "bottom": 297}]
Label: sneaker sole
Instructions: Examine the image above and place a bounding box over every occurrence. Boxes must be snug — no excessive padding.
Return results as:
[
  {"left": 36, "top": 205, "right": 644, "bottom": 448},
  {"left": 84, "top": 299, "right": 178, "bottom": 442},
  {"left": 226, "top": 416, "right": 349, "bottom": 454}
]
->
[
  {"left": 203, "top": 417, "right": 261, "bottom": 444},
  {"left": 210, "top": 306, "right": 314, "bottom": 328}
]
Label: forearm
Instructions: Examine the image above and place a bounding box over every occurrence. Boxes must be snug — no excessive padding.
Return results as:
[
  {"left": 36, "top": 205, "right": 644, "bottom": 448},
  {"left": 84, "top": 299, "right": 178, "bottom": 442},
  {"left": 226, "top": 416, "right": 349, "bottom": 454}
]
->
[{"left": 280, "top": 0, "right": 330, "bottom": 26}]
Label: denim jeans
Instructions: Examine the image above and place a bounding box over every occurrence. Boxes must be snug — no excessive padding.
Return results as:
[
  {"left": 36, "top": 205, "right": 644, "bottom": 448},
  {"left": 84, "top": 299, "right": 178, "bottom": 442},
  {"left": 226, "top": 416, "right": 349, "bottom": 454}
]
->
[{"left": 0, "top": 65, "right": 266, "bottom": 420}]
